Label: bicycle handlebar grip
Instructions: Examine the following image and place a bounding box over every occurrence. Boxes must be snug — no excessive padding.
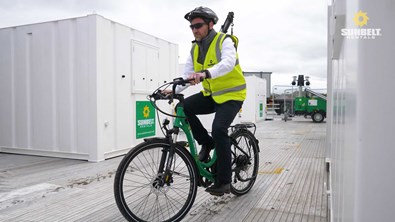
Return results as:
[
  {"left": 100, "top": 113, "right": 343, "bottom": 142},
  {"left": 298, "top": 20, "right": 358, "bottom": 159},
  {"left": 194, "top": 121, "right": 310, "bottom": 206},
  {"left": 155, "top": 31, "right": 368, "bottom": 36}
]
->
[{"left": 184, "top": 77, "right": 204, "bottom": 83}]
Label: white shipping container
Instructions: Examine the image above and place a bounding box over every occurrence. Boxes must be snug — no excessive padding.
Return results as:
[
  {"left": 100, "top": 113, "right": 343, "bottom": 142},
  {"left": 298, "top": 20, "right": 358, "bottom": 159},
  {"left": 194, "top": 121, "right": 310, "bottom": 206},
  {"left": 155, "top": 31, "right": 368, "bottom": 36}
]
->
[{"left": 0, "top": 14, "right": 178, "bottom": 162}]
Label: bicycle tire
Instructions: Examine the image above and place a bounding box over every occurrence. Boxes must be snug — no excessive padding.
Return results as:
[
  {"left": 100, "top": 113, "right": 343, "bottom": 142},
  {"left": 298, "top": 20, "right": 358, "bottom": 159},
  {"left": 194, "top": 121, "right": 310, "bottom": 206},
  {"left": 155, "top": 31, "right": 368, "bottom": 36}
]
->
[
  {"left": 114, "top": 141, "right": 198, "bottom": 222},
  {"left": 230, "top": 129, "right": 259, "bottom": 196}
]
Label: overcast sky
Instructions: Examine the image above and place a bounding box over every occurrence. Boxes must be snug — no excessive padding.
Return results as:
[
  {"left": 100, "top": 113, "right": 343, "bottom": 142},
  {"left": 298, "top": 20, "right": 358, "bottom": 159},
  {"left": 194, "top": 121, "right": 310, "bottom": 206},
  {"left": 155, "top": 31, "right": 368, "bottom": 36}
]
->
[{"left": 0, "top": 0, "right": 328, "bottom": 89}]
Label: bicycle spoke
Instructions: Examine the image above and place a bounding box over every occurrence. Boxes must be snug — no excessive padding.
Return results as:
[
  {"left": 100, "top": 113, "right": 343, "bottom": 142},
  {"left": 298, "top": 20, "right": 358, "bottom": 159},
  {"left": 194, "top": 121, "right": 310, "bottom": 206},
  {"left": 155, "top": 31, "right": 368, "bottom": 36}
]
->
[{"left": 123, "top": 183, "right": 151, "bottom": 200}]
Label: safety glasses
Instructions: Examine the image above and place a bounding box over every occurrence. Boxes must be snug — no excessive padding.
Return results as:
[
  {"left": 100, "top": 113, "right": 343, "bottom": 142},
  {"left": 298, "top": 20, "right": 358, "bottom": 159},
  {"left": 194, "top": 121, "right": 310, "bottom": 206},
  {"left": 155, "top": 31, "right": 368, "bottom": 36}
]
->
[{"left": 189, "top": 22, "right": 206, "bottom": 30}]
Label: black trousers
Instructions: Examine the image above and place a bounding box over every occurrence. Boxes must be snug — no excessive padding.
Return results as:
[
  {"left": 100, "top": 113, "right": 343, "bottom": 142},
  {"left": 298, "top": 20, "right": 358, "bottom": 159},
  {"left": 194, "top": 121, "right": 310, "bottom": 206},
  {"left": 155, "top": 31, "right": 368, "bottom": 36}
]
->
[{"left": 183, "top": 92, "right": 243, "bottom": 184}]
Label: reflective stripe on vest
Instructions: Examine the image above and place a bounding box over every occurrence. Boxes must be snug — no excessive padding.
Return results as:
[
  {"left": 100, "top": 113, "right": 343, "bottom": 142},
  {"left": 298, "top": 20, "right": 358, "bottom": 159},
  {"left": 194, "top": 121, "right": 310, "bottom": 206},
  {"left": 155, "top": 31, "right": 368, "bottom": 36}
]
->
[{"left": 205, "top": 84, "right": 247, "bottom": 96}]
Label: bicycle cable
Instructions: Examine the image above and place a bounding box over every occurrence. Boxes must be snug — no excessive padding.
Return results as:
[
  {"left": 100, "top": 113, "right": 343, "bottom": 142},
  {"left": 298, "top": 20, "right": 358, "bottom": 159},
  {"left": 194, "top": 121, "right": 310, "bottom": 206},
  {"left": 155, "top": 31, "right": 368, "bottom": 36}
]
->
[
  {"left": 148, "top": 80, "right": 190, "bottom": 119},
  {"left": 147, "top": 79, "right": 192, "bottom": 136}
]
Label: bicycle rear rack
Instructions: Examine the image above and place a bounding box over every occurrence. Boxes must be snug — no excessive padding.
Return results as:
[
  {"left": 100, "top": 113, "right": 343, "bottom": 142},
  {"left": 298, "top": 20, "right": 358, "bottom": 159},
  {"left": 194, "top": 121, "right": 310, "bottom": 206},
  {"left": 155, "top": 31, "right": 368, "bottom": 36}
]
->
[{"left": 231, "top": 122, "right": 257, "bottom": 135}]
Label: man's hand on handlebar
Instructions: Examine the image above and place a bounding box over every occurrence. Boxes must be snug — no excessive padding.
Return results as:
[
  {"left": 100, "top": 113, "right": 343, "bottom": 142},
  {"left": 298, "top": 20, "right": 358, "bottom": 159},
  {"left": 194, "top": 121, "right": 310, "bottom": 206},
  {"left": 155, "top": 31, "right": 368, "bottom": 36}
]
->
[
  {"left": 162, "top": 89, "right": 173, "bottom": 95},
  {"left": 188, "top": 72, "right": 206, "bottom": 85},
  {"left": 150, "top": 74, "right": 207, "bottom": 104},
  {"left": 157, "top": 74, "right": 206, "bottom": 97}
]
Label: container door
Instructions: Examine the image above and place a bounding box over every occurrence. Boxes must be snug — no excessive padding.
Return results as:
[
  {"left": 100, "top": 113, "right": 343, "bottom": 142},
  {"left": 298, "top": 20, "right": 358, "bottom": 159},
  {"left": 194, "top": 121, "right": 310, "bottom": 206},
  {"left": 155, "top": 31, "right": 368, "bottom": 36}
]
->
[{"left": 131, "top": 41, "right": 159, "bottom": 92}]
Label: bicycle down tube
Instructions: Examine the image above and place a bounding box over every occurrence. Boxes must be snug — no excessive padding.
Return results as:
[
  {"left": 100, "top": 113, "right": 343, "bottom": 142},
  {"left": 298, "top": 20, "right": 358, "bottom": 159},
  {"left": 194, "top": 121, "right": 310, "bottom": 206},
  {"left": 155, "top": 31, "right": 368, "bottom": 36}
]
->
[{"left": 173, "top": 102, "right": 217, "bottom": 183}]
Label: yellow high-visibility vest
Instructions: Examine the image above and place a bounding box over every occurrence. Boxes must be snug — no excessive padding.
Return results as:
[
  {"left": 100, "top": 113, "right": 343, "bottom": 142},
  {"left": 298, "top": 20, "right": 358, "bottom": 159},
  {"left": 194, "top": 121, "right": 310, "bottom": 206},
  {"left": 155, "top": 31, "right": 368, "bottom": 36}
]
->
[{"left": 191, "top": 32, "right": 246, "bottom": 104}]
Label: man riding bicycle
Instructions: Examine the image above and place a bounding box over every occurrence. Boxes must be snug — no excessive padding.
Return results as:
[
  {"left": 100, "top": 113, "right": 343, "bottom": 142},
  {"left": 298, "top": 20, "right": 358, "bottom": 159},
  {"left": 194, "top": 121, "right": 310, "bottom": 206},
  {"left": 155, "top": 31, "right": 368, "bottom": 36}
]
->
[{"left": 172, "top": 6, "right": 247, "bottom": 196}]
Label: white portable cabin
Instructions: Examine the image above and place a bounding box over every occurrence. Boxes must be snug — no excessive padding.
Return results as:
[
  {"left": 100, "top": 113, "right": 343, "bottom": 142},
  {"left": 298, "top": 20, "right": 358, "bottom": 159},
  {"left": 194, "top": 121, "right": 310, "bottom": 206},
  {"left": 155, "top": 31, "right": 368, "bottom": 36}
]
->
[
  {"left": 238, "top": 75, "right": 267, "bottom": 123},
  {"left": 0, "top": 14, "right": 178, "bottom": 162}
]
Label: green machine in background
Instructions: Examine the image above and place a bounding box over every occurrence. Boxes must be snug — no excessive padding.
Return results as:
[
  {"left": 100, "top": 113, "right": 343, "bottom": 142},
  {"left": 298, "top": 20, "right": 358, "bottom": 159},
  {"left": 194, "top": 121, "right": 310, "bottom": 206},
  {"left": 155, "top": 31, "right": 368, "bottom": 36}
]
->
[{"left": 292, "top": 75, "right": 327, "bottom": 123}]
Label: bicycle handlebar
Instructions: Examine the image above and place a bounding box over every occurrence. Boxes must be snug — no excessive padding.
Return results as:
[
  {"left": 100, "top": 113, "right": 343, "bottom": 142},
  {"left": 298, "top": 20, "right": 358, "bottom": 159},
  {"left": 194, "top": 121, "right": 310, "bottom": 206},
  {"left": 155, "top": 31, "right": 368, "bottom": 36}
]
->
[
  {"left": 149, "top": 77, "right": 204, "bottom": 102},
  {"left": 171, "top": 77, "right": 204, "bottom": 88},
  {"left": 148, "top": 77, "right": 204, "bottom": 118}
]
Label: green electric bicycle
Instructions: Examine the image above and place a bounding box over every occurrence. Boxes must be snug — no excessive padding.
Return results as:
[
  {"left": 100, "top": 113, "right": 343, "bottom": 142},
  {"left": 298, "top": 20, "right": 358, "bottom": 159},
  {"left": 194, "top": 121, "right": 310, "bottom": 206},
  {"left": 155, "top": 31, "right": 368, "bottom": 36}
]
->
[{"left": 114, "top": 78, "right": 260, "bottom": 222}]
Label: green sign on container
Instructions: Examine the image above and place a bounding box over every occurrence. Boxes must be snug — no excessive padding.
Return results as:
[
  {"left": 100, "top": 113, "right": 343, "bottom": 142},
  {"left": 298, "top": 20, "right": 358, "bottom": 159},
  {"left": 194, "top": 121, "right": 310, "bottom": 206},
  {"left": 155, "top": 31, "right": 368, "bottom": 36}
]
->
[{"left": 136, "top": 101, "right": 156, "bottom": 139}]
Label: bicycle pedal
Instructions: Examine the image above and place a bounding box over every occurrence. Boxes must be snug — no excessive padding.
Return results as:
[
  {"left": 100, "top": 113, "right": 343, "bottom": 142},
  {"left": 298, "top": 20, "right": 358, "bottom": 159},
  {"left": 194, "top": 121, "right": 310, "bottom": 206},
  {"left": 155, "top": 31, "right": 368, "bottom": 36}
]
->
[{"left": 203, "top": 178, "right": 213, "bottom": 187}]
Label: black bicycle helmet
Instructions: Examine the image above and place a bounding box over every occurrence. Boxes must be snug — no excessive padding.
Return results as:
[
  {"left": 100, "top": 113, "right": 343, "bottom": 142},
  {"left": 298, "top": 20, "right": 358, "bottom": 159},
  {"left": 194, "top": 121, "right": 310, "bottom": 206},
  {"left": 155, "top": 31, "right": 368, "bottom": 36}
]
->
[{"left": 184, "top": 6, "right": 219, "bottom": 24}]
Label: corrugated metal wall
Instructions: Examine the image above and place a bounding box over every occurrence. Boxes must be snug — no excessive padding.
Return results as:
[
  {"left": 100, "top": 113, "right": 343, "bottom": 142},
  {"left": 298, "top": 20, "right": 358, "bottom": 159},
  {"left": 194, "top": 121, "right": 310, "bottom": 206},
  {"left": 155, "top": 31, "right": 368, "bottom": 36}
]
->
[{"left": 0, "top": 16, "right": 96, "bottom": 160}]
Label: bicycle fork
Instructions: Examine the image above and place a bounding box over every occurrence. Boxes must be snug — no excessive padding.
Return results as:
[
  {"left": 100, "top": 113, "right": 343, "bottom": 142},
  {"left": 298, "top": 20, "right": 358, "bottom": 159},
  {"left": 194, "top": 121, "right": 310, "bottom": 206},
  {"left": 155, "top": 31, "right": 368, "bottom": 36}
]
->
[{"left": 157, "top": 126, "right": 180, "bottom": 186}]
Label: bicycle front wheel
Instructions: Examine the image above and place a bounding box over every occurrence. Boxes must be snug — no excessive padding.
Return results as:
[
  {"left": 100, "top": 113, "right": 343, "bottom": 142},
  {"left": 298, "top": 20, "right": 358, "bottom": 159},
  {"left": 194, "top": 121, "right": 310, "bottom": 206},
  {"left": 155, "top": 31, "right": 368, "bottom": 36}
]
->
[
  {"left": 114, "top": 141, "right": 198, "bottom": 222},
  {"left": 230, "top": 129, "right": 260, "bottom": 196}
]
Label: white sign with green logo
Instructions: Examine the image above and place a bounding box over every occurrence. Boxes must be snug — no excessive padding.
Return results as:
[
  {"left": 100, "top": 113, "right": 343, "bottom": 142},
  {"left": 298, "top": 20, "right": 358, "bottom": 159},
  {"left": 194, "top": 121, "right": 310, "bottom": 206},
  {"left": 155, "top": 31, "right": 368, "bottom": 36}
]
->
[{"left": 136, "top": 101, "right": 156, "bottom": 139}]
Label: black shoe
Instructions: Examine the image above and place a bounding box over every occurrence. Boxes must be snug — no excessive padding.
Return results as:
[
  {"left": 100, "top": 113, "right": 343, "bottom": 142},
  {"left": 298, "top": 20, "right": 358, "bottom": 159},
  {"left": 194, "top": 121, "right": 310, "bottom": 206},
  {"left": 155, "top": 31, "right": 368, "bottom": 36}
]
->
[
  {"left": 198, "top": 142, "right": 214, "bottom": 162},
  {"left": 205, "top": 183, "right": 230, "bottom": 196}
]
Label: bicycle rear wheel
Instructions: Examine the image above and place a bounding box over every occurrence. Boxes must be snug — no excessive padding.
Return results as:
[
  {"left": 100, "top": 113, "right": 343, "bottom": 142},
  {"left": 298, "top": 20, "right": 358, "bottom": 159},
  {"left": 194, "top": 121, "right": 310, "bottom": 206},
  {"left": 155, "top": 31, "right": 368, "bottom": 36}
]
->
[
  {"left": 114, "top": 141, "right": 198, "bottom": 222},
  {"left": 230, "top": 129, "right": 260, "bottom": 196}
]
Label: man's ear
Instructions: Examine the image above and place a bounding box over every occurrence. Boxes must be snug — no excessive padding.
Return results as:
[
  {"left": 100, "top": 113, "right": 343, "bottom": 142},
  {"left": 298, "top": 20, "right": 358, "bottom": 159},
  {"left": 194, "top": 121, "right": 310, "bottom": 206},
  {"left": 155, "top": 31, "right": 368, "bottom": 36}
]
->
[{"left": 209, "top": 21, "right": 214, "bottom": 29}]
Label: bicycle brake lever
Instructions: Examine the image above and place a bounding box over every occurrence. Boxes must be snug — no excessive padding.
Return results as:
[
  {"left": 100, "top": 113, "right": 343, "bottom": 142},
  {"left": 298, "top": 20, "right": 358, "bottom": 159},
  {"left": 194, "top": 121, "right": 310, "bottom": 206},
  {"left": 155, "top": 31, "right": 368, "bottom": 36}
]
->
[{"left": 151, "top": 90, "right": 165, "bottom": 100}]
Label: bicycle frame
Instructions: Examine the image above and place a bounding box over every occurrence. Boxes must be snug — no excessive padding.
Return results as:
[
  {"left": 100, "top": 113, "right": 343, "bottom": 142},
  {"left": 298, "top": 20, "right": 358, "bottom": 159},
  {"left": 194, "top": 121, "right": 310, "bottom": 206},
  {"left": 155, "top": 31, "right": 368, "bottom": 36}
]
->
[
  {"left": 172, "top": 104, "right": 217, "bottom": 183},
  {"left": 114, "top": 77, "right": 260, "bottom": 222}
]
